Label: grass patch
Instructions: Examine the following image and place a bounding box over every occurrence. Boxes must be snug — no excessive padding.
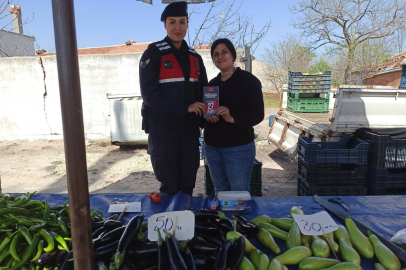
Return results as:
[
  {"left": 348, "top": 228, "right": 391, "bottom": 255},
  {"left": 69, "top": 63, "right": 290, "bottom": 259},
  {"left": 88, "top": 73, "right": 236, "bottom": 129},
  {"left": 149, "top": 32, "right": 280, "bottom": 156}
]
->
[{"left": 263, "top": 93, "right": 281, "bottom": 108}]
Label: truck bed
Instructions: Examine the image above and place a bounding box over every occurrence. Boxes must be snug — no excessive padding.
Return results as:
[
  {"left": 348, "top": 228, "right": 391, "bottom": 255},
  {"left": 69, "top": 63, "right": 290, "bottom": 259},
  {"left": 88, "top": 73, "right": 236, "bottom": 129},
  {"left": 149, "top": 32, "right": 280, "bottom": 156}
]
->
[{"left": 283, "top": 109, "right": 333, "bottom": 129}]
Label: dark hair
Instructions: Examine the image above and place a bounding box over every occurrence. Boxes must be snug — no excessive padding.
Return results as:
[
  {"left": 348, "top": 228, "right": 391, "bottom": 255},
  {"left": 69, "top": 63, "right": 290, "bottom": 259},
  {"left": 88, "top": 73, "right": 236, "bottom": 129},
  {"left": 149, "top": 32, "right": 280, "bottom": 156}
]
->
[{"left": 211, "top": 38, "right": 237, "bottom": 61}]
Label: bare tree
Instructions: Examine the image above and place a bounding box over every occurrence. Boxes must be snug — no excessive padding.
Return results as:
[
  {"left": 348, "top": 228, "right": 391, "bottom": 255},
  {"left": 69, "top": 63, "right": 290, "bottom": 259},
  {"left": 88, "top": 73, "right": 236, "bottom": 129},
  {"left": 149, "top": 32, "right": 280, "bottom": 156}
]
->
[
  {"left": 262, "top": 34, "right": 315, "bottom": 94},
  {"left": 188, "top": 0, "right": 271, "bottom": 54},
  {"left": 291, "top": 0, "right": 406, "bottom": 83},
  {"left": 390, "top": 28, "right": 406, "bottom": 54}
]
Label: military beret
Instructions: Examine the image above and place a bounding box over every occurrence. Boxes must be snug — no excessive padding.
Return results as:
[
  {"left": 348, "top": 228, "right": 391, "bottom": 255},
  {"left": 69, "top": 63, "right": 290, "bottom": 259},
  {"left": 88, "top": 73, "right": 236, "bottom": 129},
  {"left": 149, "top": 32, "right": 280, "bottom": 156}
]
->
[{"left": 160, "top": 1, "right": 188, "bottom": 22}]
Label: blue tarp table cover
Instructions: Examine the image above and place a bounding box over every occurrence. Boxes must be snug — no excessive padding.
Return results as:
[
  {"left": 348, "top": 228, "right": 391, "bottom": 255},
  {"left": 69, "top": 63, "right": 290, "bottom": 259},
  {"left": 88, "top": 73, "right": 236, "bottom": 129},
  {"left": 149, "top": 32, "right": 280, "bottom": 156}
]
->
[{"left": 31, "top": 193, "right": 406, "bottom": 269}]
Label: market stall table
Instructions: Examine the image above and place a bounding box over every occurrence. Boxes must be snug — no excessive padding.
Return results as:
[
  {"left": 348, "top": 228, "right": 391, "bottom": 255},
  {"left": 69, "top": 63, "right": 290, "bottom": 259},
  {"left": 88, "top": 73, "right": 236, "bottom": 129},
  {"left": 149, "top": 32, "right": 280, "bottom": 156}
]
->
[{"left": 32, "top": 193, "right": 406, "bottom": 269}]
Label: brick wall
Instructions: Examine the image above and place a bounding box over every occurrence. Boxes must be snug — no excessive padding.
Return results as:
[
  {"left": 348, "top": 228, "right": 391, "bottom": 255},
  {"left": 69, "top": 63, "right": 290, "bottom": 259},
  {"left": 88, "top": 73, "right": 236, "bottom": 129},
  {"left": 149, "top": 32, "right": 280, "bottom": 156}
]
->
[{"left": 365, "top": 70, "right": 402, "bottom": 86}]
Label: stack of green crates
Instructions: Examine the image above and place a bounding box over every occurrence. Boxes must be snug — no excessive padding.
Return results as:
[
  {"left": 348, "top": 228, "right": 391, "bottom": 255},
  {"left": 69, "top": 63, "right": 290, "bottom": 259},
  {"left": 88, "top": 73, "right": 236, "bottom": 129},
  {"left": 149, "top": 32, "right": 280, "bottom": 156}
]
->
[
  {"left": 204, "top": 159, "right": 263, "bottom": 196},
  {"left": 287, "top": 71, "right": 331, "bottom": 113}
]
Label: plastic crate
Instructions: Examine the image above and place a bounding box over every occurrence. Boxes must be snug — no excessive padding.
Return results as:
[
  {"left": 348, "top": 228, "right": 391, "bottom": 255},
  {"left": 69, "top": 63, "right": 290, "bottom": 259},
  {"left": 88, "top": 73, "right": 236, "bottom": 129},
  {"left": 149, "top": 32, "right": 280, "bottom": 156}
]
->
[
  {"left": 359, "top": 131, "right": 406, "bottom": 169},
  {"left": 297, "top": 175, "right": 367, "bottom": 196},
  {"left": 288, "top": 92, "right": 330, "bottom": 99},
  {"left": 400, "top": 66, "right": 406, "bottom": 89},
  {"left": 204, "top": 159, "right": 263, "bottom": 197},
  {"left": 289, "top": 71, "right": 331, "bottom": 81},
  {"left": 287, "top": 96, "right": 329, "bottom": 113},
  {"left": 298, "top": 136, "right": 369, "bottom": 165},
  {"left": 288, "top": 81, "right": 331, "bottom": 93},
  {"left": 368, "top": 183, "right": 406, "bottom": 195},
  {"left": 367, "top": 167, "right": 406, "bottom": 188},
  {"left": 298, "top": 158, "right": 367, "bottom": 186}
]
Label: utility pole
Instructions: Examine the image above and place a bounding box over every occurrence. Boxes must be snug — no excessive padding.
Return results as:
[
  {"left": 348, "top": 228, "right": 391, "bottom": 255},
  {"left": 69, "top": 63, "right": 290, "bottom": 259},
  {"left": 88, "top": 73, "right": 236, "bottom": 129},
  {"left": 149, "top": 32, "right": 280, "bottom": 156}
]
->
[{"left": 241, "top": 45, "right": 252, "bottom": 73}]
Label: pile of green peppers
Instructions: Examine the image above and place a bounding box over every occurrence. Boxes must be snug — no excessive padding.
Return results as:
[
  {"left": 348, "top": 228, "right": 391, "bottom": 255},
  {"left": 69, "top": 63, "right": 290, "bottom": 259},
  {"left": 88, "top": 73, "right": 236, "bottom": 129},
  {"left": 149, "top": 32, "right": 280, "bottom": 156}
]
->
[{"left": 0, "top": 192, "right": 72, "bottom": 270}]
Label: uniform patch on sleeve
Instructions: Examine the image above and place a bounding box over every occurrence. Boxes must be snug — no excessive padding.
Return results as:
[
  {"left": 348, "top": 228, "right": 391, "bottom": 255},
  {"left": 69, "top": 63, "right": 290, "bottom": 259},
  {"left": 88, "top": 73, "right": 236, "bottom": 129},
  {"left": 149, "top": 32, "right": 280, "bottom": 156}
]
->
[
  {"left": 164, "top": 61, "right": 173, "bottom": 69},
  {"left": 140, "top": 59, "right": 150, "bottom": 68}
]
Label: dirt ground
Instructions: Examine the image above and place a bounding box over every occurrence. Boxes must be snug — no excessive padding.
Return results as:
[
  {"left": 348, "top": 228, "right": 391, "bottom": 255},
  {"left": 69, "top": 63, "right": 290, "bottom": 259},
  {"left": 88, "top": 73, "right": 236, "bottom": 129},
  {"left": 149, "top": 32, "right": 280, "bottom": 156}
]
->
[{"left": 0, "top": 108, "right": 298, "bottom": 197}]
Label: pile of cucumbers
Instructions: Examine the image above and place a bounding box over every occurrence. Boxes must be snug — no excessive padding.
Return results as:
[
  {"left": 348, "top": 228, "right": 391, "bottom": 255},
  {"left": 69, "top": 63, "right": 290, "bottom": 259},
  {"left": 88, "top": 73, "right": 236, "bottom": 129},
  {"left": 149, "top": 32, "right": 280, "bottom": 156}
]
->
[
  {"left": 234, "top": 206, "right": 403, "bottom": 270},
  {"left": 0, "top": 192, "right": 73, "bottom": 270}
]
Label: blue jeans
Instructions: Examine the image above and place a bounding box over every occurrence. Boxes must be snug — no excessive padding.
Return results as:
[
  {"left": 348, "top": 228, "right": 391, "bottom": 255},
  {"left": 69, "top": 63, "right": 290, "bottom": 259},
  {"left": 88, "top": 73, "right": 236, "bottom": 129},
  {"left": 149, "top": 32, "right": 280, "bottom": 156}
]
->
[{"left": 204, "top": 141, "right": 255, "bottom": 194}]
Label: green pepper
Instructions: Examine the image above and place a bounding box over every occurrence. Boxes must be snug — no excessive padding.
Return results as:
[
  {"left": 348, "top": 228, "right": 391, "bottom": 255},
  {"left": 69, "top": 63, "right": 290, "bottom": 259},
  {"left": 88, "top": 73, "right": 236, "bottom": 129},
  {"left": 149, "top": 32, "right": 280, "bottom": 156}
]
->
[
  {"left": 21, "top": 200, "right": 44, "bottom": 209},
  {"left": 43, "top": 201, "right": 50, "bottom": 220},
  {"left": 0, "top": 207, "right": 30, "bottom": 216},
  {"left": 39, "top": 229, "right": 55, "bottom": 252},
  {"left": 57, "top": 217, "right": 69, "bottom": 237},
  {"left": 57, "top": 244, "right": 65, "bottom": 251},
  {"left": 1, "top": 218, "right": 18, "bottom": 228},
  {"left": 8, "top": 233, "right": 40, "bottom": 270},
  {"left": 50, "top": 231, "right": 69, "bottom": 253},
  {"left": 7, "top": 192, "right": 29, "bottom": 207},
  {"left": 5, "top": 255, "right": 14, "bottom": 267},
  {"left": 31, "top": 239, "right": 44, "bottom": 262},
  {"left": 27, "top": 191, "right": 37, "bottom": 200},
  {"left": 10, "top": 232, "right": 22, "bottom": 261},
  {"left": 21, "top": 266, "right": 30, "bottom": 270},
  {"left": 9, "top": 214, "right": 36, "bottom": 227},
  {"left": 18, "top": 226, "right": 33, "bottom": 245},
  {"left": 58, "top": 208, "right": 69, "bottom": 218},
  {"left": 29, "top": 221, "right": 47, "bottom": 232},
  {"left": 49, "top": 213, "right": 58, "bottom": 222},
  {"left": 0, "top": 228, "right": 12, "bottom": 233},
  {"left": 0, "top": 216, "right": 13, "bottom": 227},
  {"left": 0, "top": 249, "right": 11, "bottom": 264}
]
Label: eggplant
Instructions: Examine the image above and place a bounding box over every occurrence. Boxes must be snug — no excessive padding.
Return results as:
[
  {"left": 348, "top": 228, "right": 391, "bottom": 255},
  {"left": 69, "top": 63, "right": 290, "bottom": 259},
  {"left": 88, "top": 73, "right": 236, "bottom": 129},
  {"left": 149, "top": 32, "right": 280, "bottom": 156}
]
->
[
  {"left": 208, "top": 252, "right": 218, "bottom": 263},
  {"left": 113, "top": 214, "right": 144, "bottom": 268},
  {"left": 103, "top": 220, "right": 122, "bottom": 232},
  {"left": 195, "top": 221, "right": 218, "bottom": 235},
  {"left": 37, "top": 251, "right": 58, "bottom": 267},
  {"left": 164, "top": 229, "right": 188, "bottom": 270},
  {"left": 59, "top": 250, "right": 73, "bottom": 270},
  {"left": 55, "top": 251, "right": 69, "bottom": 267},
  {"left": 91, "top": 220, "right": 105, "bottom": 232},
  {"left": 187, "top": 237, "right": 218, "bottom": 254},
  {"left": 120, "top": 259, "right": 137, "bottom": 270},
  {"left": 188, "top": 209, "right": 228, "bottom": 222},
  {"left": 214, "top": 240, "right": 232, "bottom": 270},
  {"left": 232, "top": 215, "right": 259, "bottom": 235},
  {"left": 196, "top": 233, "right": 224, "bottom": 248},
  {"left": 91, "top": 217, "right": 102, "bottom": 222},
  {"left": 183, "top": 248, "right": 196, "bottom": 270},
  {"left": 215, "top": 219, "right": 234, "bottom": 233},
  {"left": 226, "top": 236, "right": 245, "bottom": 270},
  {"left": 92, "top": 227, "right": 105, "bottom": 239},
  {"left": 94, "top": 240, "right": 119, "bottom": 258},
  {"left": 193, "top": 254, "right": 209, "bottom": 266},
  {"left": 100, "top": 226, "right": 126, "bottom": 245},
  {"left": 130, "top": 241, "right": 158, "bottom": 258},
  {"left": 157, "top": 228, "right": 170, "bottom": 270},
  {"left": 134, "top": 258, "right": 158, "bottom": 269}
]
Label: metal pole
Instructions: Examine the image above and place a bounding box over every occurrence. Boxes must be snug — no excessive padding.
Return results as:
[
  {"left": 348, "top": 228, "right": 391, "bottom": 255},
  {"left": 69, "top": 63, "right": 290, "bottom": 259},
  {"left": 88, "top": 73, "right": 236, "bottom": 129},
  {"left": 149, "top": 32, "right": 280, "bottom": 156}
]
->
[
  {"left": 51, "top": 1, "right": 94, "bottom": 270},
  {"left": 243, "top": 45, "right": 252, "bottom": 73}
]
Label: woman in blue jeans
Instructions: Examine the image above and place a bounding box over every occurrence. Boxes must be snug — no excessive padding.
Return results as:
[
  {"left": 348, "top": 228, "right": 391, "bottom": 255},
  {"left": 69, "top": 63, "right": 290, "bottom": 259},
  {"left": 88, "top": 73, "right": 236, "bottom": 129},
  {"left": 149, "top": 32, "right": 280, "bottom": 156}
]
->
[{"left": 204, "top": 38, "right": 264, "bottom": 194}]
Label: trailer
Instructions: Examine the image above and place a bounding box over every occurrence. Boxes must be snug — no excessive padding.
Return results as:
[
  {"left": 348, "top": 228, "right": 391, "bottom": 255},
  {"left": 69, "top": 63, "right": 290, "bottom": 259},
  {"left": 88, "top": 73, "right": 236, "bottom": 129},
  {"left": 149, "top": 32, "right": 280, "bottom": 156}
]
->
[{"left": 269, "top": 85, "right": 406, "bottom": 158}]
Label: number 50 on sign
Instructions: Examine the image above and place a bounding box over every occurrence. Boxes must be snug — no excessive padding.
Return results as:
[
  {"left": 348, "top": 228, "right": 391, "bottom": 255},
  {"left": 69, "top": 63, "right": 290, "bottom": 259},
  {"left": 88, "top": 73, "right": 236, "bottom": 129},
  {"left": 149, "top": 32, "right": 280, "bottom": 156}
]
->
[{"left": 148, "top": 211, "right": 195, "bottom": 241}]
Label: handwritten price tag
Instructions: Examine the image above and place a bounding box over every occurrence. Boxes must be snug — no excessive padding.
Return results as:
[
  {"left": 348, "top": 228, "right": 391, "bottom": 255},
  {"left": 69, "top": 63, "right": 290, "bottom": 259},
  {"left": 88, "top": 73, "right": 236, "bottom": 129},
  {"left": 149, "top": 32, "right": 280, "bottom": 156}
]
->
[
  {"left": 292, "top": 211, "right": 339, "bottom": 236},
  {"left": 148, "top": 211, "right": 194, "bottom": 241}
]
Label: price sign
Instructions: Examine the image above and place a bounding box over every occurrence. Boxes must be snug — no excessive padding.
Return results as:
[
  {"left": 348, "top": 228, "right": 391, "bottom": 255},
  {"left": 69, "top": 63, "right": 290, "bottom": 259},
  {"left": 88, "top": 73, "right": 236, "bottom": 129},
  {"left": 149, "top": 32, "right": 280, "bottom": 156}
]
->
[
  {"left": 292, "top": 211, "right": 339, "bottom": 236},
  {"left": 148, "top": 211, "right": 194, "bottom": 241}
]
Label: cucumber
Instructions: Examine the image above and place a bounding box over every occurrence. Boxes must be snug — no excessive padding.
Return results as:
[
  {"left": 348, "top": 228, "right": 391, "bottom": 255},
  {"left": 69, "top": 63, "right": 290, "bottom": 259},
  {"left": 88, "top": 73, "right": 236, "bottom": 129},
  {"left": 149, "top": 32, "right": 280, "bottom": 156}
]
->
[
  {"left": 339, "top": 238, "right": 361, "bottom": 264},
  {"left": 258, "top": 222, "right": 288, "bottom": 241},
  {"left": 250, "top": 249, "right": 264, "bottom": 269},
  {"left": 273, "top": 246, "right": 312, "bottom": 265},
  {"left": 271, "top": 218, "right": 294, "bottom": 231},
  {"left": 290, "top": 206, "right": 304, "bottom": 218},
  {"left": 268, "top": 259, "right": 283, "bottom": 270},
  {"left": 286, "top": 222, "right": 302, "bottom": 250},
  {"left": 334, "top": 225, "right": 352, "bottom": 247},
  {"left": 250, "top": 215, "right": 272, "bottom": 225},
  {"left": 299, "top": 257, "right": 340, "bottom": 270},
  {"left": 311, "top": 236, "right": 330, "bottom": 258},
  {"left": 374, "top": 263, "right": 387, "bottom": 270},
  {"left": 302, "top": 234, "right": 311, "bottom": 248},
  {"left": 257, "top": 228, "right": 281, "bottom": 255},
  {"left": 238, "top": 256, "right": 256, "bottom": 270},
  {"left": 346, "top": 217, "right": 374, "bottom": 259},
  {"left": 320, "top": 262, "right": 362, "bottom": 270},
  {"left": 368, "top": 231, "right": 401, "bottom": 270},
  {"left": 258, "top": 253, "right": 270, "bottom": 270},
  {"left": 227, "top": 231, "right": 256, "bottom": 253}
]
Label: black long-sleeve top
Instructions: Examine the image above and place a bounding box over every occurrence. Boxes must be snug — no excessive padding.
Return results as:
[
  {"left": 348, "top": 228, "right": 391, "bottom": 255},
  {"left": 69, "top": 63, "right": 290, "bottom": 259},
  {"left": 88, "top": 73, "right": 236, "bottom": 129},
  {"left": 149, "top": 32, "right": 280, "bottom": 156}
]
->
[{"left": 204, "top": 67, "right": 264, "bottom": 147}]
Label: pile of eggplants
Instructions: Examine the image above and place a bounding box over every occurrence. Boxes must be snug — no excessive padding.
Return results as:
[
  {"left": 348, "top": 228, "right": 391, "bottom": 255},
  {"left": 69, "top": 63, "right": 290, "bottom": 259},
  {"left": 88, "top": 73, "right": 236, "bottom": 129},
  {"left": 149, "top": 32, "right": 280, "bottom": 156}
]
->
[{"left": 90, "top": 210, "right": 259, "bottom": 270}]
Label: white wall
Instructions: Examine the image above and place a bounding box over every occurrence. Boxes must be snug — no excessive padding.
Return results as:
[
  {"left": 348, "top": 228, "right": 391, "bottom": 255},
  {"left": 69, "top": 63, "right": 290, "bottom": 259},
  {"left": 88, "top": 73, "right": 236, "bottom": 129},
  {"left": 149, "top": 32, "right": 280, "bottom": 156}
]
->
[
  {"left": 0, "top": 49, "right": 267, "bottom": 141},
  {"left": 0, "top": 30, "right": 35, "bottom": 57}
]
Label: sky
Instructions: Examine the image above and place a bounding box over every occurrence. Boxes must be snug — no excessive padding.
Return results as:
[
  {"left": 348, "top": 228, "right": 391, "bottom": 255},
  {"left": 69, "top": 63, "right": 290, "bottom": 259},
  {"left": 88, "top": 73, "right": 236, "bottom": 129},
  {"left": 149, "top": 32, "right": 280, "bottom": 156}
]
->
[{"left": 4, "top": 0, "right": 302, "bottom": 61}]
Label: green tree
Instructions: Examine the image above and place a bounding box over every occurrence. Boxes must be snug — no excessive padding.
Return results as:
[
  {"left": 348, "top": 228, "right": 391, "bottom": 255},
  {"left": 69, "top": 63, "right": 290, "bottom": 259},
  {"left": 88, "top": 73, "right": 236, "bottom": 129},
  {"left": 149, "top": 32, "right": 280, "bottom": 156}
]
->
[{"left": 309, "top": 59, "right": 331, "bottom": 74}]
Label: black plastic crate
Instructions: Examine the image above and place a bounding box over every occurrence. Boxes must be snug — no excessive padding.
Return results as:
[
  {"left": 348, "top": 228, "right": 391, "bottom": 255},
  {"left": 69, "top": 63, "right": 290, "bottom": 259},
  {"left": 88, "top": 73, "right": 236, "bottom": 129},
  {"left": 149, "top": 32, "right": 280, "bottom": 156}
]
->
[
  {"left": 400, "top": 66, "right": 406, "bottom": 89},
  {"left": 367, "top": 167, "right": 406, "bottom": 188},
  {"left": 368, "top": 183, "right": 406, "bottom": 195},
  {"left": 360, "top": 131, "right": 406, "bottom": 169},
  {"left": 204, "top": 159, "right": 263, "bottom": 197},
  {"left": 297, "top": 175, "right": 367, "bottom": 196},
  {"left": 298, "top": 136, "right": 369, "bottom": 165},
  {"left": 298, "top": 158, "right": 367, "bottom": 186}
]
